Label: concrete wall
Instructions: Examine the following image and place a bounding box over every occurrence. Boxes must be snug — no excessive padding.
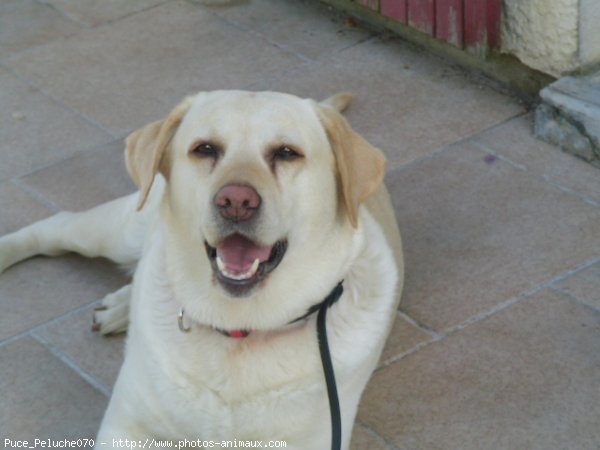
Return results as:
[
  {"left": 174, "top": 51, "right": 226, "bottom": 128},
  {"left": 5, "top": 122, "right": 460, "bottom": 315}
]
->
[
  {"left": 502, "top": 0, "right": 600, "bottom": 77},
  {"left": 580, "top": 0, "right": 600, "bottom": 63}
]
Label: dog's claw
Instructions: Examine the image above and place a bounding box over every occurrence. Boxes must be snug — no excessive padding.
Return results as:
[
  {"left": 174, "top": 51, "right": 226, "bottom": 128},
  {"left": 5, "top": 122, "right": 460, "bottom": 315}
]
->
[{"left": 92, "top": 284, "right": 132, "bottom": 335}]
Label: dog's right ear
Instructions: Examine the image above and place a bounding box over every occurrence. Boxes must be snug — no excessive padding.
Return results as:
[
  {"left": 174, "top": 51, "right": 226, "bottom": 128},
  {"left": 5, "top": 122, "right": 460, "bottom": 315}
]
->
[{"left": 125, "top": 97, "right": 193, "bottom": 210}]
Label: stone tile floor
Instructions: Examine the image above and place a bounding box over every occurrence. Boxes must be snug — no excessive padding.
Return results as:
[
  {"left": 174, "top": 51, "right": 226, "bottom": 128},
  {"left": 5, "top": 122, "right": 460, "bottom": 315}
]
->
[{"left": 1, "top": 1, "right": 600, "bottom": 449}]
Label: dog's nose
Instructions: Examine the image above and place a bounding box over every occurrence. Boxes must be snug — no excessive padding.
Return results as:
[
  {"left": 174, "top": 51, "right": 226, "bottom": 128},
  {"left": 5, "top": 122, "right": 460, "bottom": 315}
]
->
[{"left": 215, "top": 184, "right": 261, "bottom": 222}]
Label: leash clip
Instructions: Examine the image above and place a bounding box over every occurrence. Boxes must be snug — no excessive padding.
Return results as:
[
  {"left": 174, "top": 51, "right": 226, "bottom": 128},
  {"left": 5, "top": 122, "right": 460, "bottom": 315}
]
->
[{"left": 178, "top": 306, "right": 191, "bottom": 333}]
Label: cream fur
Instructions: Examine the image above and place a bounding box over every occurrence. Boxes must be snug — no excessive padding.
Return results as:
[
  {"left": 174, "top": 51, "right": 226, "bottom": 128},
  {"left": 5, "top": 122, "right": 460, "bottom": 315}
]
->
[{"left": 0, "top": 91, "right": 403, "bottom": 450}]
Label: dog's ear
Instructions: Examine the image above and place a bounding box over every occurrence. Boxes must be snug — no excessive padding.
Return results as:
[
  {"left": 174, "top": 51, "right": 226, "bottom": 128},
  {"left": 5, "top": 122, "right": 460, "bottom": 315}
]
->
[
  {"left": 320, "top": 92, "right": 354, "bottom": 113},
  {"left": 317, "top": 104, "right": 387, "bottom": 228},
  {"left": 125, "top": 97, "right": 193, "bottom": 210}
]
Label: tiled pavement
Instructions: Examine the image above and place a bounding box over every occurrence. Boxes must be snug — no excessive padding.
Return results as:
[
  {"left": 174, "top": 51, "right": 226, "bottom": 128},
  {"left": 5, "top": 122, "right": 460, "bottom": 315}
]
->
[{"left": 1, "top": 1, "right": 600, "bottom": 449}]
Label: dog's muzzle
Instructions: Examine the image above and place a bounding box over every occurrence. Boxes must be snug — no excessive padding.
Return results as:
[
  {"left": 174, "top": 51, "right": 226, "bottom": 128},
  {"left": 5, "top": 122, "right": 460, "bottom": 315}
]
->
[{"left": 205, "top": 235, "right": 287, "bottom": 296}]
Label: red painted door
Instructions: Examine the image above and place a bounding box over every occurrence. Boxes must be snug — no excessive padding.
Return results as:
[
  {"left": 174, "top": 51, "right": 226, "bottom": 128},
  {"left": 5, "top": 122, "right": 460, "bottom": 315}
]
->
[{"left": 379, "top": 0, "right": 501, "bottom": 52}]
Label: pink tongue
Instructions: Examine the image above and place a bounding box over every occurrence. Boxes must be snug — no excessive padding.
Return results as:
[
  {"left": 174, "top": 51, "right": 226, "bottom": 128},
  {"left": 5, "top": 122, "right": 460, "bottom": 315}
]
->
[{"left": 217, "top": 234, "right": 272, "bottom": 275}]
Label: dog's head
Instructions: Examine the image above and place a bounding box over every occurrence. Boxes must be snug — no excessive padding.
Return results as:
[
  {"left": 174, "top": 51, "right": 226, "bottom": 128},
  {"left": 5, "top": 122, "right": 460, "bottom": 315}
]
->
[{"left": 126, "top": 91, "right": 385, "bottom": 331}]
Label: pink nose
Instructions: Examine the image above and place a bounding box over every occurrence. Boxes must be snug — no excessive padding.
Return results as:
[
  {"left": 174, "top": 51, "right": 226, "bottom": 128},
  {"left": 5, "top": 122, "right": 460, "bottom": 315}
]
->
[{"left": 215, "top": 184, "right": 261, "bottom": 222}]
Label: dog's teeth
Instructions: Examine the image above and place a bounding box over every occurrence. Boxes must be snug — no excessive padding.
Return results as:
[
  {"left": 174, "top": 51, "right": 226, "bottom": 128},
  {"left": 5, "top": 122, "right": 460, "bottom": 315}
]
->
[
  {"left": 218, "top": 258, "right": 261, "bottom": 281},
  {"left": 216, "top": 256, "right": 226, "bottom": 272},
  {"left": 250, "top": 258, "right": 260, "bottom": 275}
]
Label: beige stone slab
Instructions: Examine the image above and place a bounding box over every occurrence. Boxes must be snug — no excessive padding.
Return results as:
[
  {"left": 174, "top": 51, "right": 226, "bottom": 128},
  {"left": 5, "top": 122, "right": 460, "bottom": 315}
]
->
[
  {"left": 0, "top": 337, "right": 107, "bottom": 440},
  {"left": 379, "top": 313, "right": 433, "bottom": 366},
  {"left": 0, "top": 0, "right": 81, "bottom": 59},
  {"left": 0, "top": 182, "right": 54, "bottom": 235},
  {"left": 0, "top": 256, "right": 128, "bottom": 341},
  {"left": 252, "top": 37, "right": 524, "bottom": 169},
  {"left": 35, "top": 304, "right": 125, "bottom": 390},
  {"left": 387, "top": 142, "right": 600, "bottom": 332},
  {"left": 5, "top": 0, "right": 303, "bottom": 137},
  {"left": 0, "top": 68, "right": 113, "bottom": 182},
  {"left": 21, "top": 141, "right": 135, "bottom": 212},
  {"left": 41, "top": 0, "right": 167, "bottom": 27},
  {"left": 473, "top": 113, "right": 600, "bottom": 205},
  {"left": 555, "top": 261, "right": 600, "bottom": 310},
  {"left": 350, "top": 423, "right": 390, "bottom": 450},
  {"left": 358, "top": 289, "right": 600, "bottom": 449},
  {"left": 204, "top": 0, "right": 372, "bottom": 60}
]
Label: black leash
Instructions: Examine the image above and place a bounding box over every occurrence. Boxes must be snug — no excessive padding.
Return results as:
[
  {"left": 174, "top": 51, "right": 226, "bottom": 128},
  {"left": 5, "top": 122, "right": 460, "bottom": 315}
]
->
[
  {"left": 209, "top": 281, "right": 345, "bottom": 450},
  {"left": 316, "top": 282, "right": 344, "bottom": 450}
]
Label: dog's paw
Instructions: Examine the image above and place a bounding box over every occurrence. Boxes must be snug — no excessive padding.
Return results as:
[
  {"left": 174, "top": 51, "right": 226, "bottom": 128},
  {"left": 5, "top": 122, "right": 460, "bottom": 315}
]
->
[{"left": 93, "top": 284, "right": 132, "bottom": 335}]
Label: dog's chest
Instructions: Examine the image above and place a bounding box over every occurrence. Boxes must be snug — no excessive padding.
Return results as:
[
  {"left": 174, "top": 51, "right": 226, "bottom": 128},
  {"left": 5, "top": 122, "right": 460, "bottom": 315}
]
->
[{"left": 128, "top": 322, "right": 331, "bottom": 442}]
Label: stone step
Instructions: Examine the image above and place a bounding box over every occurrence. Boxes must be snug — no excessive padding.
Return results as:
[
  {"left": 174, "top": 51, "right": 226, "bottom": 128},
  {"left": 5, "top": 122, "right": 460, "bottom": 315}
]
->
[{"left": 535, "top": 70, "right": 600, "bottom": 168}]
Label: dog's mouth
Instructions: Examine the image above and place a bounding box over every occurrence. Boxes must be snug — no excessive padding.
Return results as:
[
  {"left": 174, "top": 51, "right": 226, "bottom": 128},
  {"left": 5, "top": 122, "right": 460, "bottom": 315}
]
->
[{"left": 205, "top": 234, "right": 288, "bottom": 297}]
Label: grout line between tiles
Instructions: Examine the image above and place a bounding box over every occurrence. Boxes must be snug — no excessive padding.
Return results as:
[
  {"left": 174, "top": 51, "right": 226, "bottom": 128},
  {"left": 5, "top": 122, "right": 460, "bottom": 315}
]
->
[
  {"left": 355, "top": 420, "right": 401, "bottom": 450},
  {"left": 10, "top": 178, "right": 61, "bottom": 212},
  {"left": 194, "top": 0, "right": 379, "bottom": 66},
  {"left": 396, "top": 310, "right": 440, "bottom": 340},
  {"left": 243, "top": 60, "right": 314, "bottom": 92},
  {"left": 444, "top": 253, "right": 600, "bottom": 336},
  {"left": 381, "top": 254, "right": 600, "bottom": 368},
  {"left": 469, "top": 111, "right": 531, "bottom": 137},
  {"left": 10, "top": 1, "right": 172, "bottom": 58},
  {"left": 375, "top": 311, "right": 444, "bottom": 372},
  {"left": 6, "top": 135, "right": 125, "bottom": 187},
  {"left": 0, "top": 64, "right": 117, "bottom": 139},
  {"left": 471, "top": 140, "right": 600, "bottom": 209},
  {"left": 188, "top": 1, "right": 317, "bottom": 64},
  {"left": 242, "top": 34, "right": 382, "bottom": 93},
  {"left": 386, "top": 111, "right": 529, "bottom": 174},
  {"left": 39, "top": 301, "right": 101, "bottom": 332},
  {"left": 379, "top": 336, "right": 440, "bottom": 369},
  {"left": 65, "top": 0, "right": 174, "bottom": 30},
  {"left": 0, "top": 329, "right": 36, "bottom": 350},
  {"left": 32, "top": 332, "right": 112, "bottom": 397},
  {"left": 34, "top": 0, "right": 91, "bottom": 29},
  {"left": 202, "top": 11, "right": 314, "bottom": 64},
  {"left": 0, "top": 301, "right": 100, "bottom": 350},
  {"left": 376, "top": 312, "right": 445, "bottom": 369},
  {"left": 1, "top": 4, "right": 85, "bottom": 59},
  {"left": 333, "top": 33, "right": 382, "bottom": 52},
  {"left": 551, "top": 286, "right": 600, "bottom": 315},
  {"left": 386, "top": 142, "right": 458, "bottom": 175},
  {"left": 241, "top": 36, "right": 376, "bottom": 92},
  {"left": 442, "top": 295, "right": 525, "bottom": 337}
]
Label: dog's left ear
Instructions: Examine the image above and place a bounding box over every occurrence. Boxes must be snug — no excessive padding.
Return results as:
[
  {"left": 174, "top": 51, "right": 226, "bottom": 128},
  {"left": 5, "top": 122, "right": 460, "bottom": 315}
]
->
[
  {"left": 125, "top": 97, "right": 193, "bottom": 210},
  {"left": 320, "top": 92, "right": 354, "bottom": 113},
  {"left": 316, "top": 103, "right": 387, "bottom": 228}
]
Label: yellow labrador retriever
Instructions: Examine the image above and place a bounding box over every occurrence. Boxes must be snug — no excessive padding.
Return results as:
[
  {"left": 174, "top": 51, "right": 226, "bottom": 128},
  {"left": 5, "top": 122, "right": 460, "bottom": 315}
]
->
[{"left": 0, "top": 91, "right": 403, "bottom": 449}]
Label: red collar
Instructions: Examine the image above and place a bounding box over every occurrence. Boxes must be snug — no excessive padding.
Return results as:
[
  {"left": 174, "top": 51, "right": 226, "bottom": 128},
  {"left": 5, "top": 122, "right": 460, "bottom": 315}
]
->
[
  {"left": 216, "top": 328, "right": 251, "bottom": 339},
  {"left": 214, "top": 282, "right": 344, "bottom": 339}
]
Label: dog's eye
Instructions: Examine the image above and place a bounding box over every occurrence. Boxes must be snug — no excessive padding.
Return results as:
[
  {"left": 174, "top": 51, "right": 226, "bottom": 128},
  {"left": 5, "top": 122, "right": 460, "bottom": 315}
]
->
[
  {"left": 272, "top": 146, "right": 302, "bottom": 162},
  {"left": 190, "top": 142, "right": 219, "bottom": 158}
]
